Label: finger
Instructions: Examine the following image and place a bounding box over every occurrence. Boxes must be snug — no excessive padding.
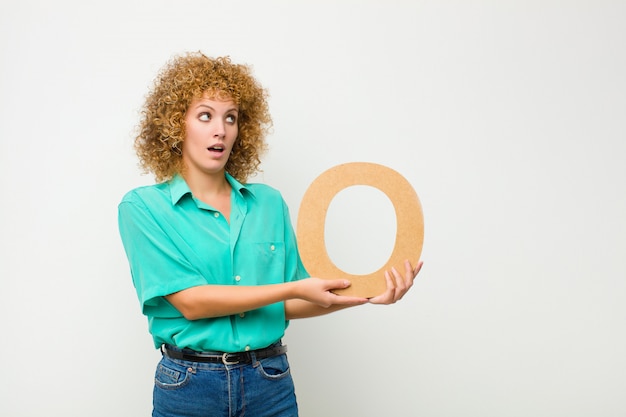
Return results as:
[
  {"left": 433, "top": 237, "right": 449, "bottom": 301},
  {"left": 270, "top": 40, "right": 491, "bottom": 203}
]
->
[
  {"left": 326, "top": 279, "right": 351, "bottom": 291},
  {"left": 391, "top": 266, "right": 407, "bottom": 297},
  {"left": 404, "top": 259, "right": 414, "bottom": 278},
  {"left": 403, "top": 259, "right": 418, "bottom": 280},
  {"left": 402, "top": 261, "right": 413, "bottom": 280},
  {"left": 412, "top": 260, "right": 424, "bottom": 278},
  {"left": 387, "top": 269, "right": 399, "bottom": 292},
  {"left": 370, "top": 270, "right": 396, "bottom": 304},
  {"left": 331, "top": 295, "right": 369, "bottom": 305},
  {"left": 396, "top": 263, "right": 415, "bottom": 301},
  {"left": 387, "top": 267, "right": 403, "bottom": 304}
]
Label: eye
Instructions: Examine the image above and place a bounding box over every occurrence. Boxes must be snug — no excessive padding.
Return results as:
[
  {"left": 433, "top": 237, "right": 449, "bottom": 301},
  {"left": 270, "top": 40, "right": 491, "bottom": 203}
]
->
[
  {"left": 226, "top": 114, "right": 237, "bottom": 124},
  {"left": 198, "top": 112, "right": 210, "bottom": 121}
]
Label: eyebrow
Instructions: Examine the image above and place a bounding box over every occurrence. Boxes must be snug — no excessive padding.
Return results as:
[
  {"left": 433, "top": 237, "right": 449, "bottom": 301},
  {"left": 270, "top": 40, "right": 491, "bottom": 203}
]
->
[{"left": 194, "top": 104, "right": 239, "bottom": 113}]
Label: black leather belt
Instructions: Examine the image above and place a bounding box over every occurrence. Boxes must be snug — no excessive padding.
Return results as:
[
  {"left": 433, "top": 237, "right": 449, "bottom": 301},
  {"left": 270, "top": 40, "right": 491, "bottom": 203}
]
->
[{"left": 162, "top": 344, "right": 287, "bottom": 365}]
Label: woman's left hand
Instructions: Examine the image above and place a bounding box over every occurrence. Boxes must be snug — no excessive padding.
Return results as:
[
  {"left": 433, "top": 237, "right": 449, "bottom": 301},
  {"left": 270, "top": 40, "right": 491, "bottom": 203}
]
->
[{"left": 368, "top": 259, "right": 423, "bottom": 305}]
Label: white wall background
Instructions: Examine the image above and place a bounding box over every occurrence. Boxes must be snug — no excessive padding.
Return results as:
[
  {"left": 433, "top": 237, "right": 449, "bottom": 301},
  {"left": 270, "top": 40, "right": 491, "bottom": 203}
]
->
[{"left": 1, "top": 1, "right": 625, "bottom": 416}]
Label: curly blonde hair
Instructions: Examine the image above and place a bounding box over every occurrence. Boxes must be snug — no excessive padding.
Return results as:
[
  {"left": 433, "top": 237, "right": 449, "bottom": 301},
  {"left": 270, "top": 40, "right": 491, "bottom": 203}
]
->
[{"left": 134, "top": 52, "right": 272, "bottom": 183}]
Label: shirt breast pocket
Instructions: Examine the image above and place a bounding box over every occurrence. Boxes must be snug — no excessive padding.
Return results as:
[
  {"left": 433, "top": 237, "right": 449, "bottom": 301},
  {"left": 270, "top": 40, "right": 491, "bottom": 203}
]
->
[{"left": 237, "top": 241, "right": 286, "bottom": 284}]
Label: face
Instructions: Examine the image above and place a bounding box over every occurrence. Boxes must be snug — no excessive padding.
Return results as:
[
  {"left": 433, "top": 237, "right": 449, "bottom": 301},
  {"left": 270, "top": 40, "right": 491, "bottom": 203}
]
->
[{"left": 182, "top": 94, "right": 239, "bottom": 178}]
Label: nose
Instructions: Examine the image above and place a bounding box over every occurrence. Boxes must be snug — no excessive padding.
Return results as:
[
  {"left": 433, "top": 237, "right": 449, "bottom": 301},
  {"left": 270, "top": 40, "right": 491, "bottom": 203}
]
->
[{"left": 213, "top": 119, "right": 226, "bottom": 138}]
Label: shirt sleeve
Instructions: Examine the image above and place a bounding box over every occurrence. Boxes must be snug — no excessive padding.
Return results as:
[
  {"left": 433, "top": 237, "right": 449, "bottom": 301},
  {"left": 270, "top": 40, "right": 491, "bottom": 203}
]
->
[
  {"left": 118, "top": 194, "right": 208, "bottom": 318},
  {"left": 281, "top": 197, "right": 310, "bottom": 282}
]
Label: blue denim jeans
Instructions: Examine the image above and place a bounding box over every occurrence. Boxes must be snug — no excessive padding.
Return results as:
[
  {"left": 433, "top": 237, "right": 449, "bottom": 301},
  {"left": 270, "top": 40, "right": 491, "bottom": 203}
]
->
[{"left": 152, "top": 345, "right": 298, "bottom": 417}]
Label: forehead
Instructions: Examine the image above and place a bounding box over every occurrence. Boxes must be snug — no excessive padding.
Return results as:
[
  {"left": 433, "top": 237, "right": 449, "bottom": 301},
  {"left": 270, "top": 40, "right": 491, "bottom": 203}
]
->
[{"left": 189, "top": 90, "right": 239, "bottom": 109}]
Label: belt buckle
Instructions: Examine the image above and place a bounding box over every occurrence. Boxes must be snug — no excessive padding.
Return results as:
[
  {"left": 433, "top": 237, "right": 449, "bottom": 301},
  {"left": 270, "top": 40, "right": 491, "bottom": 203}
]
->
[{"left": 222, "top": 352, "right": 240, "bottom": 365}]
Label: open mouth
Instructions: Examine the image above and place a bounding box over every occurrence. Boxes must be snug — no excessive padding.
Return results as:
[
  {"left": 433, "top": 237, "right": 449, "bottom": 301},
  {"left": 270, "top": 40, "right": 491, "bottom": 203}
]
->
[{"left": 207, "top": 145, "right": 225, "bottom": 153}]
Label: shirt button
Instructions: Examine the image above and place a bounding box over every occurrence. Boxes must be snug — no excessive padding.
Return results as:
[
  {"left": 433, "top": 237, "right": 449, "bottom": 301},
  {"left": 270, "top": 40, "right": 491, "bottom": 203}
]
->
[
  {"left": 235, "top": 275, "right": 241, "bottom": 282},
  {"left": 214, "top": 212, "right": 220, "bottom": 218},
  {"left": 270, "top": 244, "right": 275, "bottom": 251},
  {"left": 245, "top": 346, "right": 251, "bottom": 351},
  {"left": 239, "top": 312, "right": 245, "bottom": 318}
]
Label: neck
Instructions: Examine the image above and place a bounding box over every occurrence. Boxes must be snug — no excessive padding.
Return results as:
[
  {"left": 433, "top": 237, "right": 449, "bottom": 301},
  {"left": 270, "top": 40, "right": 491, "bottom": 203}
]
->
[{"left": 182, "top": 169, "right": 231, "bottom": 201}]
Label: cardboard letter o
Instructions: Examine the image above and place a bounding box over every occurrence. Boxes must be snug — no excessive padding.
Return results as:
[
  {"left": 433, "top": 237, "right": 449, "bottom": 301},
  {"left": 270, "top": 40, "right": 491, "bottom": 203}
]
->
[{"left": 296, "top": 162, "right": 424, "bottom": 298}]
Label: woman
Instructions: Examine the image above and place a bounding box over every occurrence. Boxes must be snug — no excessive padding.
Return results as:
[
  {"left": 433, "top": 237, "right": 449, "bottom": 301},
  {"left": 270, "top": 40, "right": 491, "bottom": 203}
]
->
[{"left": 118, "top": 52, "right": 422, "bottom": 417}]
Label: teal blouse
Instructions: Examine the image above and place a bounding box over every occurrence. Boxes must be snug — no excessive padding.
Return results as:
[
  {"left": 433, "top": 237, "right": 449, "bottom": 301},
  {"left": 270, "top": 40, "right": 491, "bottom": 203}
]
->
[{"left": 118, "top": 174, "right": 308, "bottom": 352}]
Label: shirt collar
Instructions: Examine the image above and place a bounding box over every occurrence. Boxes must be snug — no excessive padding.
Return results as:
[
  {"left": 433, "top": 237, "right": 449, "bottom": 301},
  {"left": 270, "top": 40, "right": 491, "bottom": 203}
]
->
[
  {"left": 225, "top": 172, "right": 255, "bottom": 200},
  {"left": 169, "top": 173, "right": 255, "bottom": 205}
]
